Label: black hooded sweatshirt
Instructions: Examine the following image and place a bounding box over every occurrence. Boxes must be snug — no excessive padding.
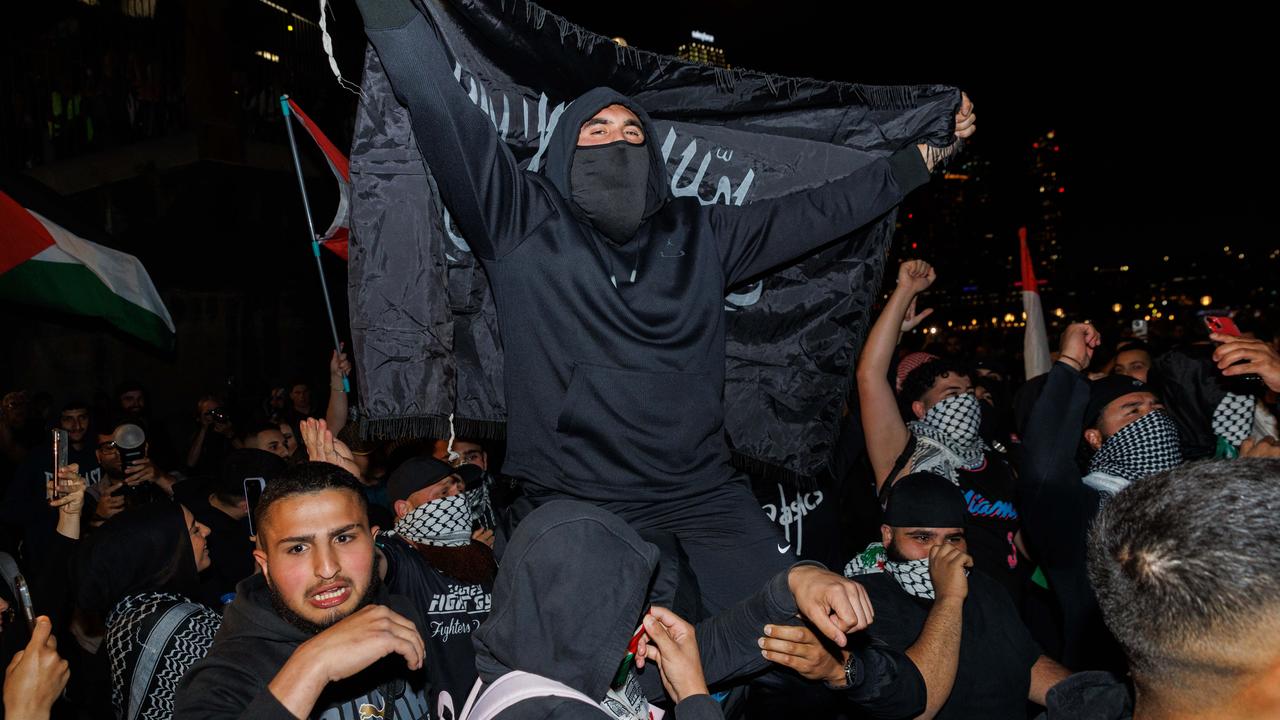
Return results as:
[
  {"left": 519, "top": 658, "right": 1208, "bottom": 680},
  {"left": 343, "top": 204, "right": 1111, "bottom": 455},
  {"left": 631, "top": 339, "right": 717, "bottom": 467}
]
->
[
  {"left": 363, "top": 8, "right": 932, "bottom": 503},
  {"left": 467, "top": 500, "right": 925, "bottom": 720},
  {"left": 173, "top": 573, "right": 432, "bottom": 719}
]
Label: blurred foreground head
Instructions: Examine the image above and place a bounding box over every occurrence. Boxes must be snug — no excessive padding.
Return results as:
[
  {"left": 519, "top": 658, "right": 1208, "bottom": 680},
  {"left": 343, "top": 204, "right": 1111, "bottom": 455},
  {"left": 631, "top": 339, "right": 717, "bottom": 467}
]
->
[{"left": 1089, "top": 458, "right": 1280, "bottom": 718}]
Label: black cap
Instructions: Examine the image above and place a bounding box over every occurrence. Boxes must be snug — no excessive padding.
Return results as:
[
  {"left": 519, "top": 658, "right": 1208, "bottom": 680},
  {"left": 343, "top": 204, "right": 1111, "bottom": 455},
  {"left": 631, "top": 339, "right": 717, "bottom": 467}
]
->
[
  {"left": 387, "top": 456, "right": 482, "bottom": 503},
  {"left": 883, "top": 472, "right": 968, "bottom": 529},
  {"left": 1085, "top": 374, "right": 1151, "bottom": 428},
  {"left": 218, "top": 449, "right": 287, "bottom": 498}
]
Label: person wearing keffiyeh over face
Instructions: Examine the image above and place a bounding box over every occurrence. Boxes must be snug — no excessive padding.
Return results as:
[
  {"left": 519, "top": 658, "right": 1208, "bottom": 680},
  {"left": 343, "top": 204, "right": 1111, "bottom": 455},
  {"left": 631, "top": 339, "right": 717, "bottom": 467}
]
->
[
  {"left": 844, "top": 472, "right": 1070, "bottom": 720},
  {"left": 1018, "top": 323, "right": 1187, "bottom": 671},
  {"left": 857, "top": 260, "right": 1027, "bottom": 603},
  {"left": 376, "top": 455, "right": 496, "bottom": 720}
]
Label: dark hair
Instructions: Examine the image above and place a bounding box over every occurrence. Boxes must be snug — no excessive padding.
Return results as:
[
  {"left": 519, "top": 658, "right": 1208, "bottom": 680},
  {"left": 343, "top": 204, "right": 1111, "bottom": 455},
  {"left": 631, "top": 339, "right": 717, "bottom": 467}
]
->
[
  {"left": 76, "top": 502, "right": 200, "bottom": 615},
  {"left": 237, "top": 421, "right": 283, "bottom": 446},
  {"left": 899, "top": 358, "right": 972, "bottom": 406},
  {"left": 256, "top": 462, "right": 369, "bottom": 542},
  {"left": 59, "top": 398, "right": 91, "bottom": 415},
  {"left": 1088, "top": 459, "right": 1280, "bottom": 684},
  {"left": 115, "top": 380, "right": 145, "bottom": 399}
]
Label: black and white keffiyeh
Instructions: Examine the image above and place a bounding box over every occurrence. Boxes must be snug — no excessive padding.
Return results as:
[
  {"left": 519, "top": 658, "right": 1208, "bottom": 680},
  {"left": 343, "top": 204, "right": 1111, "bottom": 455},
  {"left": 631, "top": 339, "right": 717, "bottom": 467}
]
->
[
  {"left": 468, "top": 477, "right": 498, "bottom": 532},
  {"left": 1088, "top": 410, "right": 1183, "bottom": 487},
  {"left": 390, "top": 491, "right": 476, "bottom": 547},
  {"left": 843, "top": 542, "right": 936, "bottom": 600},
  {"left": 907, "top": 394, "right": 987, "bottom": 484},
  {"left": 106, "top": 592, "right": 221, "bottom": 720},
  {"left": 1212, "top": 392, "right": 1256, "bottom": 447}
]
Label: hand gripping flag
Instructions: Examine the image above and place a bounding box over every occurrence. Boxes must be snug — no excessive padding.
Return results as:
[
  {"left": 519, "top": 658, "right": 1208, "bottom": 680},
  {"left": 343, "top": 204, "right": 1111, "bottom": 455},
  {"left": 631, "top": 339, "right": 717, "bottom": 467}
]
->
[{"left": 347, "top": 0, "right": 959, "bottom": 482}]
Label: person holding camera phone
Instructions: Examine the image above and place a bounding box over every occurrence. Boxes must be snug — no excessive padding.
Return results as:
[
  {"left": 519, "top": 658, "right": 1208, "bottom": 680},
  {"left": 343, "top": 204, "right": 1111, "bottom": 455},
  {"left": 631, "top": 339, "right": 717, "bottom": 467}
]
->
[
  {"left": 186, "top": 395, "right": 236, "bottom": 476},
  {"left": 90, "top": 419, "right": 177, "bottom": 524},
  {"left": 1, "top": 400, "right": 100, "bottom": 568}
]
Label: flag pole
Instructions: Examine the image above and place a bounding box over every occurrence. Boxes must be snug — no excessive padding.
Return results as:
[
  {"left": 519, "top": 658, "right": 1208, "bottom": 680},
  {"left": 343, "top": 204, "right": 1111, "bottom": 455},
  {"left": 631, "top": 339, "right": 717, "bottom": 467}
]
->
[{"left": 280, "top": 94, "right": 349, "bottom": 393}]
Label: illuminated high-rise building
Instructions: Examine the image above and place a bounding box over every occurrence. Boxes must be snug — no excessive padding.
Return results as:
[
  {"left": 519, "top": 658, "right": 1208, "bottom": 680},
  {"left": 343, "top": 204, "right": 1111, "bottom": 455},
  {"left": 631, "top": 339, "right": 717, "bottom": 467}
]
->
[
  {"left": 1028, "top": 130, "right": 1065, "bottom": 275},
  {"left": 677, "top": 31, "right": 728, "bottom": 67}
]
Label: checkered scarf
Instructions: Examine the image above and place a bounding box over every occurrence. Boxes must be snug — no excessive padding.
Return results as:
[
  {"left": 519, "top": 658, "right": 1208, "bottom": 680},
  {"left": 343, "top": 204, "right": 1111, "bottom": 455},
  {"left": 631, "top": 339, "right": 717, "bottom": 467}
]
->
[
  {"left": 1088, "top": 410, "right": 1183, "bottom": 484},
  {"left": 843, "top": 542, "right": 935, "bottom": 600},
  {"left": 390, "top": 491, "right": 475, "bottom": 547},
  {"left": 907, "top": 393, "right": 986, "bottom": 470},
  {"left": 1212, "top": 392, "right": 1255, "bottom": 447}
]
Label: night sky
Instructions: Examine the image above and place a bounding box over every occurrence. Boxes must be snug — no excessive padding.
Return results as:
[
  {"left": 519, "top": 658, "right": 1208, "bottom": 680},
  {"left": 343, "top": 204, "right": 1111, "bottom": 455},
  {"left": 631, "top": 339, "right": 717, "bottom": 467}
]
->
[{"left": 526, "top": 4, "right": 1268, "bottom": 265}]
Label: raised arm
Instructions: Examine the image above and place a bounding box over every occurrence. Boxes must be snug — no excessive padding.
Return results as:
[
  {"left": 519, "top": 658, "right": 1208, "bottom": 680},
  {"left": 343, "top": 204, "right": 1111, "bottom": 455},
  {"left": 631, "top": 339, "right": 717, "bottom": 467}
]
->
[
  {"left": 857, "top": 260, "right": 937, "bottom": 491},
  {"left": 710, "top": 95, "right": 975, "bottom": 287},
  {"left": 1020, "top": 323, "right": 1100, "bottom": 504},
  {"left": 324, "top": 347, "right": 351, "bottom": 436},
  {"left": 356, "top": 0, "right": 555, "bottom": 260}
]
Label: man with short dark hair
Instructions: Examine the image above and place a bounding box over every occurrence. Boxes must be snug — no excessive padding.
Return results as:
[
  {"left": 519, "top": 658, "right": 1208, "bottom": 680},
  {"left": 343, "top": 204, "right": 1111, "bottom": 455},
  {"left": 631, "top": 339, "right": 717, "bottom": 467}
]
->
[
  {"left": 845, "top": 472, "right": 1069, "bottom": 719},
  {"left": 1041, "top": 459, "right": 1280, "bottom": 719},
  {"left": 857, "top": 260, "right": 1025, "bottom": 599},
  {"left": 1108, "top": 343, "right": 1152, "bottom": 384},
  {"left": 2, "top": 399, "right": 101, "bottom": 565},
  {"left": 237, "top": 422, "right": 291, "bottom": 461},
  {"left": 175, "top": 462, "right": 429, "bottom": 719},
  {"left": 379, "top": 455, "right": 494, "bottom": 719}
]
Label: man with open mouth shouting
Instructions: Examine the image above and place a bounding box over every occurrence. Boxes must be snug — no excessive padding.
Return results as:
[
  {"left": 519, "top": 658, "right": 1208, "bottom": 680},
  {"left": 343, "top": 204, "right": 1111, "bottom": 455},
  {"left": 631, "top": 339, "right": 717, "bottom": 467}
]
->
[{"left": 176, "top": 462, "right": 431, "bottom": 720}]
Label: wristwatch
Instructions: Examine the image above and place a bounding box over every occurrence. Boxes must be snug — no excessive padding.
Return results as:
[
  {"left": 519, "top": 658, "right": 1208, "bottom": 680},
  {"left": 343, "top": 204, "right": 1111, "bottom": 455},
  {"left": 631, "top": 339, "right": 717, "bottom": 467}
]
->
[{"left": 824, "top": 652, "right": 858, "bottom": 691}]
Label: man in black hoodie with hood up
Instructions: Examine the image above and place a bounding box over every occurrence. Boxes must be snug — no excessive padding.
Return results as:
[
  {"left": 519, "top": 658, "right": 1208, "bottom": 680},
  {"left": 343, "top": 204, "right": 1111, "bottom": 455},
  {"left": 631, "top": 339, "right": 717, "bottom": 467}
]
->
[{"left": 353, "top": 0, "right": 975, "bottom": 614}]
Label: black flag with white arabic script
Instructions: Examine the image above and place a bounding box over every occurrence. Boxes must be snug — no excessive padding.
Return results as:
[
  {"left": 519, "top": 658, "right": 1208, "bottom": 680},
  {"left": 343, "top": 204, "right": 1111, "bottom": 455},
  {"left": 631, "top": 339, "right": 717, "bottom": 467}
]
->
[{"left": 347, "top": 0, "right": 958, "bottom": 483}]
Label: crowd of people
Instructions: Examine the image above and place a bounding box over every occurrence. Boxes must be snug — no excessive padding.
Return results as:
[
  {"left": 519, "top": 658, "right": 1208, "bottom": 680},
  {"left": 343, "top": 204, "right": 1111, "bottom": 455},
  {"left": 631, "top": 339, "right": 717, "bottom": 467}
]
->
[
  {"left": 4, "top": 1, "right": 1280, "bottom": 719},
  {"left": 3, "top": 269, "right": 1278, "bottom": 720}
]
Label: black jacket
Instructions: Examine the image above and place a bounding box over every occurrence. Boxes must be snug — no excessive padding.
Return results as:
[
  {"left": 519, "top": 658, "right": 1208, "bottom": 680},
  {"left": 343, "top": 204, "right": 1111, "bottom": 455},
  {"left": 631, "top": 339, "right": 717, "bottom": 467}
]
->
[
  {"left": 365, "top": 13, "right": 930, "bottom": 504},
  {"left": 1019, "top": 362, "right": 1122, "bottom": 670},
  {"left": 1037, "top": 672, "right": 1133, "bottom": 720},
  {"left": 173, "top": 574, "right": 431, "bottom": 719},
  {"left": 470, "top": 500, "right": 723, "bottom": 720}
]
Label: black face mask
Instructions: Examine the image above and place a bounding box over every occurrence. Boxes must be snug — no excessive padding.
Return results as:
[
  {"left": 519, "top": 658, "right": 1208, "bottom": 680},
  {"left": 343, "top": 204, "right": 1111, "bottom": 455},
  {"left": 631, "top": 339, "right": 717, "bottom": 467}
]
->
[{"left": 570, "top": 139, "right": 650, "bottom": 244}]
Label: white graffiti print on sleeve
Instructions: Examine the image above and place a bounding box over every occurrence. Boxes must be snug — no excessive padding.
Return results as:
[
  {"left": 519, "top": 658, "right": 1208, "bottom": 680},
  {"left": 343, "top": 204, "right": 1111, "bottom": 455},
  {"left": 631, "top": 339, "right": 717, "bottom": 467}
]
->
[{"left": 761, "top": 484, "right": 824, "bottom": 557}]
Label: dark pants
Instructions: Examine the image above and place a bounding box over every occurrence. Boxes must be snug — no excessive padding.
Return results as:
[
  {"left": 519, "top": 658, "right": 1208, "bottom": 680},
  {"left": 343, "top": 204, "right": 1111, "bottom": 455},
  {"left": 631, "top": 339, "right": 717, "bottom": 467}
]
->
[{"left": 514, "top": 478, "right": 796, "bottom": 616}]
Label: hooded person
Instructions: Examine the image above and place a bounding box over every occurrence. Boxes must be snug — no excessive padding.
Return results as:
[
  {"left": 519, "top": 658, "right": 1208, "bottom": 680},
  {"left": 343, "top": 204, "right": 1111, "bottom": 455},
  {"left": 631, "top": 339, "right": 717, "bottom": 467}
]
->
[
  {"left": 76, "top": 501, "right": 221, "bottom": 720},
  {"left": 1018, "top": 323, "right": 1185, "bottom": 671},
  {"left": 354, "top": 0, "right": 969, "bottom": 619},
  {"left": 466, "top": 500, "right": 929, "bottom": 720}
]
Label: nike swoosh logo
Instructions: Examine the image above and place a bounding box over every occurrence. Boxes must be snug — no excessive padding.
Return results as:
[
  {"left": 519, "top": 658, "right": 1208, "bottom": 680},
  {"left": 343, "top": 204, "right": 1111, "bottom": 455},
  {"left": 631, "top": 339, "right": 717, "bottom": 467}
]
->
[{"left": 777, "top": 543, "right": 792, "bottom": 554}]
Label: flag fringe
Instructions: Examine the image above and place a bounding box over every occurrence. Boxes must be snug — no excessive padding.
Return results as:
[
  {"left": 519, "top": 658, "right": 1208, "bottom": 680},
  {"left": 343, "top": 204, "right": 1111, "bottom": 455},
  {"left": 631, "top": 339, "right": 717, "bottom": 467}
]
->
[{"left": 357, "top": 412, "right": 507, "bottom": 443}]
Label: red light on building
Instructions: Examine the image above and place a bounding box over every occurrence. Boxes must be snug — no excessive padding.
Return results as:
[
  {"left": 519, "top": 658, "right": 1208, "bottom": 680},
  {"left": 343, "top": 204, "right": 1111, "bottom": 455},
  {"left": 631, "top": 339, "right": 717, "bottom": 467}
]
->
[
  {"left": 1032, "top": 142, "right": 1039, "bottom": 149},
  {"left": 1057, "top": 187, "right": 1065, "bottom": 193},
  {"left": 911, "top": 242, "right": 918, "bottom": 249}
]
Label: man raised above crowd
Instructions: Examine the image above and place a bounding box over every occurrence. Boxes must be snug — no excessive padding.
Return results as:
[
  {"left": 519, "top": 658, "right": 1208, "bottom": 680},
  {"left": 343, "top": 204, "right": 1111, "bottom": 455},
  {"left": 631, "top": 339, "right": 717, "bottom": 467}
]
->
[{"left": 352, "top": 0, "right": 975, "bottom": 616}]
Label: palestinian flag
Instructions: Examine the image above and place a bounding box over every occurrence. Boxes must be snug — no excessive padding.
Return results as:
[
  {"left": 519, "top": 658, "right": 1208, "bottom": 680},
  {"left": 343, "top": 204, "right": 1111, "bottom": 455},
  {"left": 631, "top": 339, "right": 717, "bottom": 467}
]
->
[
  {"left": 0, "top": 189, "right": 175, "bottom": 349},
  {"left": 283, "top": 97, "right": 350, "bottom": 261},
  {"left": 1019, "top": 227, "right": 1052, "bottom": 379}
]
